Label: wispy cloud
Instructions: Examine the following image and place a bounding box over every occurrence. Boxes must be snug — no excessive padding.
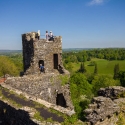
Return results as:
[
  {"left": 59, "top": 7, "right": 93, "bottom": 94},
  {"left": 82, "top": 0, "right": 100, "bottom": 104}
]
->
[{"left": 87, "top": 0, "right": 106, "bottom": 6}]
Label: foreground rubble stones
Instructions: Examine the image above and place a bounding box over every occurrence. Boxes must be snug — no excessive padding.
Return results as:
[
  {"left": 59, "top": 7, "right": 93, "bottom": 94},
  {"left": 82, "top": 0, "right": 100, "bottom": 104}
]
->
[
  {"left": 84, "top": 96, "right": 120, "bottom": 124},
  {"left": 84, "top": 86, "right": 125, "bottom": 125},
  {"left": 98, "top": 86, "right": 125, "bottom": 99}
]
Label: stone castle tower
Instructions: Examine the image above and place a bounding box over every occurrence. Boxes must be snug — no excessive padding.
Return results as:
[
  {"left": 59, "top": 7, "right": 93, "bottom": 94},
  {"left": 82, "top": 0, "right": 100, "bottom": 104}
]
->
[
  {"left": 5, "top": 31, "right": 74, "bottom": 112},
  {"left": 22, "top": 32, "right": 67, "bottom": 75}
]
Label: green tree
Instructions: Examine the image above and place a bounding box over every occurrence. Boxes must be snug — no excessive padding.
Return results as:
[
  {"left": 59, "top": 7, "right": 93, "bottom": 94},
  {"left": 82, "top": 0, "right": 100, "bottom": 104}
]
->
[
  {"left": 113, "top": 63, "right": 120, "bottom": 80},
  {"left": 78, "top": 62, "right": 86, "bottom": 73},
  {"left": 92, "top": 75, "right": 120, "bottom": 96},
  {"left": 85, "top": 73, "right": 95, "bottom": 84},
  {"left": 118, "top": 71, "right": 125, "bottom": 87},
  {"left": 70, "top": 73, "right": 93, "bottom": 120},
  {"left": 77, "top": 54, "right": 83, "bottom": 62},
  {"left": 65, "top": 62, "right": 73, "bottom": 73},
  {"left": 70, "top": 73, "right": 92, "bottom": 98},
  {"left": 78, "top": 63, "right": 83, "bottom": 73},
  {"left": 0, "top": 56, "right": 18, "bottom": 77},
  {"left": 83, "top": 55, "right": 87, "bottom": 62},
  {"left": 97, "top": 53, "right": 104, "bottom": 59},
  {"left": 70, "top": 55, "right": 78, "bottom": 63},
  {"left": 89, "top": 61, "right": 96, "bottom": 66},
  {"left": 64, "top": 57, "right": 70, "bottom": 64},
  {"left": 87, "top": 56, "right": 91, "bottom": 61},
  {"left": 94, "top": 63, "right": 98, "bottom": 74}
]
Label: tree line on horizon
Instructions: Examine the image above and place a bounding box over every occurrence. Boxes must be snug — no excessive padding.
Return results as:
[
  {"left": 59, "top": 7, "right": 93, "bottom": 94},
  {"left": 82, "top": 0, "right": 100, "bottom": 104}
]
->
[{"left": 63, "top": 48, "right": 125, "bottom": 63}]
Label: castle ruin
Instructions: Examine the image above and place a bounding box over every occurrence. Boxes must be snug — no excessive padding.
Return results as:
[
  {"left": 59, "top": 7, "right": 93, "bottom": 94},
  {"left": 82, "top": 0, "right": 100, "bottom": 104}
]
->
[
  {"left": 22, "top": 32, "right": 67, "bottom": 75},
  {"left": 4, "top": 31, "right": 74, "bottom": 113}
]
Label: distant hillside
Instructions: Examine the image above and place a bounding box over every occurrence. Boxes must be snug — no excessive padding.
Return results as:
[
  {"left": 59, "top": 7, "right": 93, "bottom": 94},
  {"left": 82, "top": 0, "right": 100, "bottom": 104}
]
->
[
  {"left": 0, "top": 50, "right": 22, "bottom": 55},
  {"left": 0, "top": 48, "right": 92, "bottom": 54},
  {"left": 62, "top": 48, "right": 94, "bottom": 52},
  {"left": 0, "top": 48, "right": 123, "bottom": 54},
  {"left": 62, "top": 48, "right": 125, "bottom": 52}
]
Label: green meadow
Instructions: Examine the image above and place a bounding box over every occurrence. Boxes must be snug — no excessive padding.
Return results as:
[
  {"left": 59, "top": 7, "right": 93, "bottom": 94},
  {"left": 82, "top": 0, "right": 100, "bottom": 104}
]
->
[{"left": 71, "top": 58, "right": 125, "bottom": 76}]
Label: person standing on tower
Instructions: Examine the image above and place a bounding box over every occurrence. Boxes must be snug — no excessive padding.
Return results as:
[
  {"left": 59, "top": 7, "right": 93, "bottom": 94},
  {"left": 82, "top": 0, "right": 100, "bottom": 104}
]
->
[
  {"left": 38, "top": 30, "right": 40, "bottom": 40},
  {"left": 45, "top": 31, "right": 49, "bottom": 41},
  {"left": 49, "top": 31, "right": 54, "bottom": 41}
]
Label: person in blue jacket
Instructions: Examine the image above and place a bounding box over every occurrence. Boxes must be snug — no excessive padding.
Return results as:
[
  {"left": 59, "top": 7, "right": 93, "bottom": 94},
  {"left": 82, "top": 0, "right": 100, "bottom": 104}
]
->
[{"left": 39, "top": 64, "right": 45, "bottom": 73}]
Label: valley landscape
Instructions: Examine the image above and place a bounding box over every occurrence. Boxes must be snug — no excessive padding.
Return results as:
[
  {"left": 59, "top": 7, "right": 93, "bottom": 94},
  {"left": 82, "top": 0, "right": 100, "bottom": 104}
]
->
[{"left": 0, "top": 0, "right": 125, "bottom": 124}]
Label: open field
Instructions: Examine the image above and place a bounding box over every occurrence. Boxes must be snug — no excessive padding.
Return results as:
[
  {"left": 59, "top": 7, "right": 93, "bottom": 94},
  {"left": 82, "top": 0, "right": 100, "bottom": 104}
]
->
[{"left": 71, "top": 58, "right": 125, "bottom": 76}]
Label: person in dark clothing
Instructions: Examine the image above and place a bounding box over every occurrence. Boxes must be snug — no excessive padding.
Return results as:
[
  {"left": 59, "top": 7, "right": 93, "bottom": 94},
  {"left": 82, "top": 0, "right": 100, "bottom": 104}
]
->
[
  {"left": 49, "top": 31, "right": 54, "bottom": 41},
  {"left": 39, "top": 64, "right": 45, "bottom": 73}
]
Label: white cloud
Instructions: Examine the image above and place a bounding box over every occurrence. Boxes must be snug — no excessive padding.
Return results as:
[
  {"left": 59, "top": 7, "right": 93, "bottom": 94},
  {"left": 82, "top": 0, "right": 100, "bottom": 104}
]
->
[{"left": 87, "top": 0, "right": 105, "bottom": 6}]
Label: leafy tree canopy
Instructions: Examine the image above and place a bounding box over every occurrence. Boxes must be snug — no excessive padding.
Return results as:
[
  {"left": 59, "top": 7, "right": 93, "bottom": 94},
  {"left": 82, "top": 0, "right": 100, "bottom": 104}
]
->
[
  {"left": 70, "top": 73, "right": 93, "bottom": 99},
  {"left": 70, "top": 73, "right": 93, "bottom": 120},
  {"left": 118, "top": 71, "right": 125, "bottom": 87},
  {"left": 0, "top": 56, "right": 18, "bottom": 77},
  {"left": 92, "top": 75, "right": 120, "bottom": 96}
]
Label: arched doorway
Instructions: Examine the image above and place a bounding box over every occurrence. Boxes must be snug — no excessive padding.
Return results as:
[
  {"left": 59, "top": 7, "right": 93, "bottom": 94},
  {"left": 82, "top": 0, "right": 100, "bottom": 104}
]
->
[{"left": 56, "top": 93, "right": 67, "bottom": 108}]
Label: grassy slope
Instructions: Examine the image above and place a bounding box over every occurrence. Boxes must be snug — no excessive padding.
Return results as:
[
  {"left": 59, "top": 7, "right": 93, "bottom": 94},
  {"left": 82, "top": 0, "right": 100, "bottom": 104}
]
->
[{"left": 71, "top": 58, "right": 125, "bottom": 76}]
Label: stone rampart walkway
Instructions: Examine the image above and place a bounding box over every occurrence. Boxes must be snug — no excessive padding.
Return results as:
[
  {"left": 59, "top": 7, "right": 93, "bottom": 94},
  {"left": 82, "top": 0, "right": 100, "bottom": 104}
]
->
[
  {"left": 1, "top": 82, "right": 75, "bottom": 116},
  {"left": 0, "top": 85, "right": 64, "bottom": 123}
]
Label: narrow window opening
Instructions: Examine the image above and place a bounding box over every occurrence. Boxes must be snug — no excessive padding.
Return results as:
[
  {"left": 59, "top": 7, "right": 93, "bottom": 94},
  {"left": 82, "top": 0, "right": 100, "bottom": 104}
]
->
[{"left": 53, "top": 54, "right": 58, "bottom": 69}]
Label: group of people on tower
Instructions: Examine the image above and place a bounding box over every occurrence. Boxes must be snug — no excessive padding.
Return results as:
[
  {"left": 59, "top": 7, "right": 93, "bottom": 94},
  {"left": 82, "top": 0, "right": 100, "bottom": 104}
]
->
[
  {"left": 37, "top": 30, "right": 54, "bottom": 41},
  {"left": 45, "top": 31, "right": 54, "bottom": 41}
]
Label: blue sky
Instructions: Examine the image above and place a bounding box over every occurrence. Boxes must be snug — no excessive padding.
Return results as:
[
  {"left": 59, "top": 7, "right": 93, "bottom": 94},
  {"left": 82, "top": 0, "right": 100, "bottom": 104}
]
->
[{"left": 0, "top": 0, "right": 125, "bottom": 50}]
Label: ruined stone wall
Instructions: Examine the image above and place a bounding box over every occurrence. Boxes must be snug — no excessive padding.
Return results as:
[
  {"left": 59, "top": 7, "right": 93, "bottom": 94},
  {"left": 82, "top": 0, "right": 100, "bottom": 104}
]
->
[
  {"left": 22, "top": 33, "right": 34, "bottom": 72},
  {"left": 5, "top": 74, "right": 74, "bottom": 110},
  {"left": 4, "top": 31, "right": 74, "bottom": 115}
]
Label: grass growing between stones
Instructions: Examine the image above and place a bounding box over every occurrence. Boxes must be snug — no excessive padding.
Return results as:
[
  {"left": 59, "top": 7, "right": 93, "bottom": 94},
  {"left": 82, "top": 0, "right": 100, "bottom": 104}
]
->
[
  {"left": 59, "top": 75, "right": 69, "bottom": 86},
  {"left": 115, "top": 101, "right": 125, "bottom": 125},
  {"left": 0, "top": 86, "right": 23, "bottom": 108},
  {"left": 46, "top": 117, "right": 54, "bottom": 123},
  {"left": 116, "top": 112, "right": 125, "bottom": 125},
  {"left": 117, "top": 92, "right": 125, "bottom": 98},
  {"left": 33, "top": 111, "right": 45, "bottom": 121}
]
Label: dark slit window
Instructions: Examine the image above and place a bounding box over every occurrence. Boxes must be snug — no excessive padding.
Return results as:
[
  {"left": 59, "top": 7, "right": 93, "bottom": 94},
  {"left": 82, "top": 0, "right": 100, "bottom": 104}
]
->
[{"left": 53, "top": 54, "right": 58, "bottom": 69}]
